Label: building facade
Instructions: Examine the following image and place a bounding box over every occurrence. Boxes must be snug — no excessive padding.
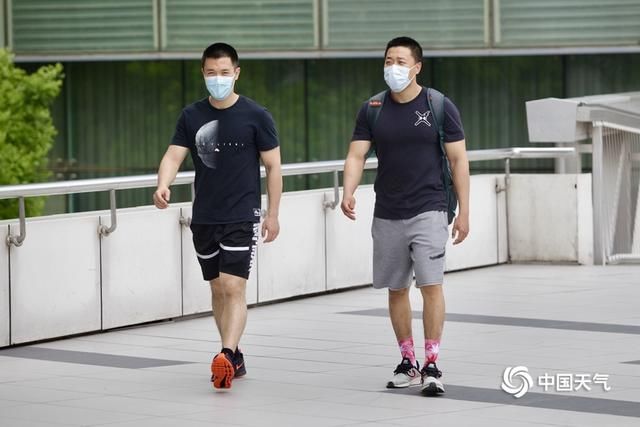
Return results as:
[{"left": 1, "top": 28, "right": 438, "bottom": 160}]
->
[{"left": 3, "top": 0, "right": 640, "bottom": 212}]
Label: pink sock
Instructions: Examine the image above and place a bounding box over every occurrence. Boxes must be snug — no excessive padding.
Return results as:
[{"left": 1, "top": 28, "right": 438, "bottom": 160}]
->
[
  {"left": 425, "top": 339, "right": 441, "bottom": 364},
  {"left": 398, "top": 338, "right": 416, "bottom": 366}
]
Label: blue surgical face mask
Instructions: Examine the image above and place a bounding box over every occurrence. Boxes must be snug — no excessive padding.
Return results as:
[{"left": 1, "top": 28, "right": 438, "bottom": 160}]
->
[
  {"left": 205, "top": 75, "right": 235, "bottom": 101},
  {"left": 383, "top": 64, "right": 417, "bottom": 93}
]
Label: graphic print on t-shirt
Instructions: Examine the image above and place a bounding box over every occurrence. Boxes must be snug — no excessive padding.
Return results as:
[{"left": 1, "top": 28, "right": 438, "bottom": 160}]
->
[
  {"left": 195, "top": 120, "right": 219, "bottom": 169},
  {"left": 414, "top": 111, "right": 431, "bottom": 127},
  {"left": 170, "top": 96, "right": 280, "bottom": 224}
]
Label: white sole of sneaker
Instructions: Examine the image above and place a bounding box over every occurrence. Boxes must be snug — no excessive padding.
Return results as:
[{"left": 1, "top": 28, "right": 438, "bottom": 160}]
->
[
  {"left": 386, "top": 378, "right": 422, "bottom": 389},
  {"left": 421, "top": 378, "right": 445, "bottom": 396}
]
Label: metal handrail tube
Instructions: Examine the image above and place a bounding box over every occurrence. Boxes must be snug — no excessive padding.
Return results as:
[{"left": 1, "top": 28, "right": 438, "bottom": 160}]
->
[
  {"left": 578, "top": 102, "right": 640, "bottom": 119},
  {"left": 1, "top": 146, "right": 577, "bottom": 246},
  {"left": 5, "top": 198, "right": 26, "bottom": 247},
  {"left": 97, "top": 190, "right": 118, "bottom": 237},
  {"left": 0, "top": 147, "right": 575, "bottom": 201}
]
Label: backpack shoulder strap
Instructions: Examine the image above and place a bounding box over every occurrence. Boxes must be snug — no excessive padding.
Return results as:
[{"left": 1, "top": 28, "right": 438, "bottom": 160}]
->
[
  {"left": 365, "top": 90, "right": 387, "bottom": 157},
  {"left": 426, "top": 87, "right": 457, "bottom": 224},
  {"left": 425, "top": 87, "right": 446, "bottom": 152},
  {"left": 366, "top": 90, "right": 387, "bottom": 134}
]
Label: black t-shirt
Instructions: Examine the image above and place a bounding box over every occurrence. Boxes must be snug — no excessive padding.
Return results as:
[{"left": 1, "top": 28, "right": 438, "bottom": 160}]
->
[
  {"left": 171, "top": 96, "right": 279, "bottom": 224},
  {"left": 351, "top": 88, "right": 465, "bottom": 220}
]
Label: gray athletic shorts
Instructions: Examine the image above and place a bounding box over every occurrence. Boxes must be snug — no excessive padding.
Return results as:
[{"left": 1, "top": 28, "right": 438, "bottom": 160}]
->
[{"left": 372, "top": 210, "right": 449, "bottom": 290}]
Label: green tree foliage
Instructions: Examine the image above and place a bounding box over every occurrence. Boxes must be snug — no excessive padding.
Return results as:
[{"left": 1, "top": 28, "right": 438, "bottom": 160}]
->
[{"left": 0, "top": 50, "right": 64, "bottom": 219}]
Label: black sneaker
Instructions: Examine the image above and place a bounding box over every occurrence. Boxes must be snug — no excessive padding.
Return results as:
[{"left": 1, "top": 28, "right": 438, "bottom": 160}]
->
[
  {"left": 233, "top": 348, "right": 246, "bottom": 377},
  {"left": 420, "top": 362, "right": 445, "bottom": 395},
  {"left": 386, "top": 358, "right": 421, "bottom": 388}
]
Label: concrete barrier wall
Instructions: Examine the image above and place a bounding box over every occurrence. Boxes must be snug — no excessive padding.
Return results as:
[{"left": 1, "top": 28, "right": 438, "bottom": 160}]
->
[
  {"left": 7, "top": 214, "right": 102, "bottom": 344},
  {"left": 257, "top": 192, "right": 327, "bottom": 302},
  {"left": 446, "top": 175, "right": 507, "bottom": 271},
  {"left": 325, "top": 187, "right": 375, "bottom": 290},
  {"left": 0, "top": 225, "right": 9, "bottom": 347},
  {"left": 100, "top": 207, "right": 183, "bottom": 330},
  {"left": 180, "top": 206, "right": 213, "bottom": 315},
  {"left": 577, "top": 174, "right": 594, "bottom": 265},
  {"left": 1, "top": 173, "right": 585, "bottom": 346},
  {"left": 507, "top": 174, "right": 593, "bottom": 264}
]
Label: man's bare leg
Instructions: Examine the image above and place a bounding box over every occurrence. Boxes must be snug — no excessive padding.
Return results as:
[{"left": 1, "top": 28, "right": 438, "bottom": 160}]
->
[
  {"left": 218, "top": 272, "right": 248, "bottom": 350},
  {"left": 210, "top": 278, "right": 225, "bottom": 337},
  {"left": 211, "top": 272, "right": 248, "bottom": 389},
  {"left": 419, "top": 284, "right": 445, "bottom": 343},
  {"left": 388, "top": 288, "right": 413, "bottom": 341},
  {"left": 386, "top": 288, "right": 422, "bottom": 388},
  {"left": 419, "top": 283, "right": 446, "bottom": 395}
]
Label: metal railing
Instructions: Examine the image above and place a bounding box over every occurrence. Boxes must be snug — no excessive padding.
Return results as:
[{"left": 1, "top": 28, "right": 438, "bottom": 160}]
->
[
  {"left": 1, "top": 147, "right": 577, "bottom": 247},
  {"left": 592, "top": 122, "right": 640, "bottom": 264},
  {"left": 526, "top": 92, "right": 640, "bottom": 264}
]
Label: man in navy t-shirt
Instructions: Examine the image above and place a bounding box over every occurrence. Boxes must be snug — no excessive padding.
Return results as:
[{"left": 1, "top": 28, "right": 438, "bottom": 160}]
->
[
  {"left": 341, "top": 37, "right": 470, "bottom": 396},
  {"left": 153, "top": 43, "right": 282, "bottom": 390}
]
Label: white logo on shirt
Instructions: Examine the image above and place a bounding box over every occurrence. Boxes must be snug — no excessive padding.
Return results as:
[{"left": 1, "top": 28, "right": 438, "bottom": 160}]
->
[{"left": 414, "top": 111, "right": 431, "bottom": 127}]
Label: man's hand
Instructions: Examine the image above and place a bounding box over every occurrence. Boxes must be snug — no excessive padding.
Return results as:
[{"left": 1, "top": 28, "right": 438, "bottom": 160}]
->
[
  {"left": 261, "top": 215, "right": 280, "bottom": 243},
  {"left": 153, "top": 146, "right": 189, "bottom": 209},
  {"left": 341, "top": 195, "right": 356, "bottom": 220},
  {"left": 153, "top": 187, "right": 171, "bottom": 209},
  {"left": 451, "top": 214, "right": 469, "bottom": 245}
]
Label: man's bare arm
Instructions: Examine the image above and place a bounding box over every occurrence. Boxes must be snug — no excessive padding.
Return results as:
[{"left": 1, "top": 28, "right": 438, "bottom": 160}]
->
[
  {"left": 153, "top": 145, "right": 189, "bottom": 209},
  {"left": 259, "top": 146, "right": 282, "bottom": 242},
  {"left": 445, "top": 139, "right": 470, "bottom": 244},
  {"left": 341, "top": 140, "right": 371, "bottom": 220}
]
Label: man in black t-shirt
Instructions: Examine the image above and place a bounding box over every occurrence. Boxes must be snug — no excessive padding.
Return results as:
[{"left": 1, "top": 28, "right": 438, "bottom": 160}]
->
[
  {"left": 153, "top": 43, "right": 282, "bottom": 390},
  {"left": 341, "top": 37, "right": 470, "bottom": 396}
]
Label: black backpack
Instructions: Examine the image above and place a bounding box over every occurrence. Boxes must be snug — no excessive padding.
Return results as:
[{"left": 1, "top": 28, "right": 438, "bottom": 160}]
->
[{"left": 365, "top": 87, "right": 458, "bottom": 224}]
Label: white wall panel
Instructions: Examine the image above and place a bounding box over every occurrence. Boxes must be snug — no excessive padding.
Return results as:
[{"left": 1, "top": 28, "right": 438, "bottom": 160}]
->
[
  {"left": 179, "top": 205, "right": 211, "bottom": 315},
  {"left": 577, "top": 174, "right": 594, "bottom": 265},
  {"left": 101, "top": 207, "right": 182, "bottom": 329},
  {"left": 496, "top": 176, "right": 509, "bottom": 264},
  {"left": 9, "top": 215, "right": 101, "bottom": 344},
  {"left": 508, "top": 174, "right": 579, "bottom": 262},
  {"left": 179, "top": 204, "right": 258, "bottom": 316},
  {"left": 325, "top": 186, "right": 374, "bottom": 290},
  {"left": 0, "top": 224, "right": 10, "bottom": 347},
  {"left": 446, "top": 175, "right": 501, "bottom": 271},
  {"left": 257, "top": 192, "right": 326, "bottom": 303}
]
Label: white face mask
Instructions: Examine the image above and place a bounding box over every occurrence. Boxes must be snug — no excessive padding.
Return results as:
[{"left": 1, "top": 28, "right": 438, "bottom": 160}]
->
[
  {"left": 205, "top": 75, "right": 235, "bottom": 100},
  {"left": 383, "top": 64, "right": 416, "bottom": 93}
]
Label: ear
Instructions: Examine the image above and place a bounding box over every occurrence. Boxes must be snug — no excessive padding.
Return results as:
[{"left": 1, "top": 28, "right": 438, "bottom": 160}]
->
[
  {"left": 414, "top": 62, "right": 423, "bottom": 75},
  {"left": 235, "top": 67, "right": 241, "bottom": 81}
]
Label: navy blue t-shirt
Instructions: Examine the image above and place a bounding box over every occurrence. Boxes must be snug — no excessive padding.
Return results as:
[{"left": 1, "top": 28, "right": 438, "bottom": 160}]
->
[
  {"left": 351, "top": 88, "right": 465, "bottom": 219},
  {"left": 171, "top": 96, "right": 279, "bottom": 224}
]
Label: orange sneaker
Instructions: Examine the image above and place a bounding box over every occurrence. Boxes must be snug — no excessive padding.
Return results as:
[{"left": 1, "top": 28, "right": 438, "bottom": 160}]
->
[{"left": 211, "top": 351, "right": 235, "bottom": 389}]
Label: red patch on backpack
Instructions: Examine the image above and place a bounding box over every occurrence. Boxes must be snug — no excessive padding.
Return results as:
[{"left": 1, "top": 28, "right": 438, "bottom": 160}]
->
[{"left": 369, "top": 100, "right": 382, "bottom": 107}]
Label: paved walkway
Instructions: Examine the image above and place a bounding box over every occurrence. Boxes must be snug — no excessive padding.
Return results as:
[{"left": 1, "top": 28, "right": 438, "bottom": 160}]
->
[{"left": 1, "top": 264, "right": 639, "bottom": 426}]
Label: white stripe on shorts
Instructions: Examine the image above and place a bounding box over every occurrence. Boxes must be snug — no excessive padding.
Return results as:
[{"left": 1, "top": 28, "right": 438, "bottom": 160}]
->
[
  {"left": 196, "top": 249, "right": 219, "bottom": 259},
  {"left": 220, "top": 243, "right": 250, "bottom": 251}
]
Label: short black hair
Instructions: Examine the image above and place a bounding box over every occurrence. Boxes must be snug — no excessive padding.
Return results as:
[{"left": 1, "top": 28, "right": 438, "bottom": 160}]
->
[
  {"left": 385, "top": 37, "right": 423, "bottom": 64},
  {"left": 201, "top": 42, "right": 239, "bottom": 68}
]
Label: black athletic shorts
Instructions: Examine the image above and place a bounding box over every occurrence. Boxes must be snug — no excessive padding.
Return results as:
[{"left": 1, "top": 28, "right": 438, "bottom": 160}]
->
[{"left": 190, "top": 222, "right": 258, "bottom": 281}]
